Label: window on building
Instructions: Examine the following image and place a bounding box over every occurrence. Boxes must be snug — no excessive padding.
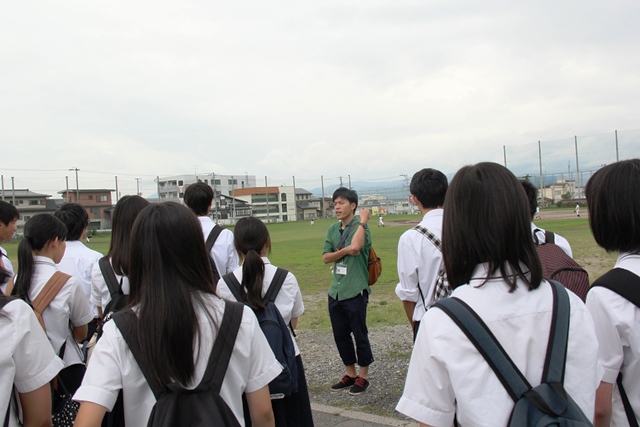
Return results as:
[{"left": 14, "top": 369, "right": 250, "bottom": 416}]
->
[
  {"left": 281, "top": 193, "right": 287, "bottom": 201},
  {"left": 203, "top": 179, "right": 208, "bottom": 184},
  {"left": 178, "top": 180, "right": 184, "bottom": 186},
  {"left": 88, "top": 195, "right": 94, "bottom": 200},
  {"left": 29, "top": 200, "right": 41, "bottom": 205},
  {"left": 214, "top": 179, "right": 221, "bottom": 185},
  {"left": 179, "top": 192, "right": 184, "bottom": 198},
  {"left": 18, "top": 200, "right": 23, "bottom": 205},
  {"left": 99, "top": 195, "right": 108, "bottom": 202},
  {"left": 283, "top": 215, "right": 288, "bottom": 222},
  {"left": 281, "top": 204, "right": 287, "bottom": 212}
]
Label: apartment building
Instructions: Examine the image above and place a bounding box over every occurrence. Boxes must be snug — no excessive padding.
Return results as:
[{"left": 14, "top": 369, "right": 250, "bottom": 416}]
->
[
  {"left": 59, "top": 189, "right": 115, "bottom": 229},
  {"left": 231, "top": 186, "right": 297, "bottom": 222}
]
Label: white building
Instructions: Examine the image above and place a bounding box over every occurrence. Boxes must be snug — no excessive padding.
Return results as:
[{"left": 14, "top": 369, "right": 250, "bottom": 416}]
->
[
  {"left": 157, "top": 174, "right": 257, "bottom": 203},
  {"left": 232, "top": 186, "right": 298, "bottom": 222}
]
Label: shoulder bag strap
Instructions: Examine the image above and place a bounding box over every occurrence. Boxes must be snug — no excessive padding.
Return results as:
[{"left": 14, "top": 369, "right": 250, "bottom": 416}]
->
[
  {"left": 32, "top": 271, "right": 71, "bottom": 332},
  {"left": 544, "top": 230, "right": 556, "bottom": 244},
  {"left": 541, "top": 280, "right": 569, "bottom": 384},
  {"left": 263, "top": 268, "right": 288, "bottom": 303},
  {"left": 112, "top": 310, "right": 165, "bottom": 399},
  {"left": 434, "top": 297, "right": 532, "bottom": 402},
  {"left": 198, "top": 301, "right": 244, "bottom": 394},
  {"left": 99, "top": 257, "right": 122, "bottom": 298},
  {"left": 205, "top": 225, "right": 224, "bottom": 253},
  {"left": 412, "top": 225, "right": 447, "bottom": 306},
  {"left": 222, "top": 273, "right": 244, "bottom": 302}
]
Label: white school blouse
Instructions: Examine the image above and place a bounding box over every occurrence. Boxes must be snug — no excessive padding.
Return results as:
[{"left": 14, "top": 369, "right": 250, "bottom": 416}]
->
[
  {"left": 198, "top": 217, "right": 240, "bottom": 276},
  {"left": 21, "top": 256, "right": 94, "bottom": 366},
  {"left": 395, "top": 209, "right": 444, "bottom": 322},
  {"left": 90, "top": 257, "right": 130, "bottom": 309},
  {"left": 586, "top": 253, "right": 640, "bottom": 427},
  {"left": 396, "top": 264, "right": 602, "bottom": 427},
  {"left": 0, "top": 299, "right": 64, "bottom": 427},
  {"left": 56, "top": 240, "right": 102, "bottom": 317},
  {"left": 0, "top": 247, "right": 14, "bottom": 294},
  {"left": 74, "top": 294, "right": 282, "bottom": 426},
  {"left": 531, "top": 222, "right": 573, "bottom": 258},
  {"left": 216, "top": 258, "right": 305, "bottom": 355}
]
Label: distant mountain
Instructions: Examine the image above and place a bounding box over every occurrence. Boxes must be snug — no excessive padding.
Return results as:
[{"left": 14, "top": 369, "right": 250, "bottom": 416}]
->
[{"left": 308, "top": 180, "right": 409, "bottom": 200}]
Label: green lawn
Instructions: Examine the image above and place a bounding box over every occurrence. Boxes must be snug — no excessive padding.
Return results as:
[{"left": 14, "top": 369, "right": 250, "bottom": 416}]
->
[{"left": 2, "top": 212, "right": 617, "bottom": 332}]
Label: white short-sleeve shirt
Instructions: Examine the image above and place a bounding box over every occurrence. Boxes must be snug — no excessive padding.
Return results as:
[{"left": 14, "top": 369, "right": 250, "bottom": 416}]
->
[
  {"left": 198, "top": 217, "right": 240, "bottom": 276},
  {"left": 0, "top": 247, "right": 14, "bottom": 294},
  {"left": 74, "top": 295, "right": 282, "bottom": 426},
  {"left": 395, "top": 209, "right": 444, "bottom": 321},
  {"left": 20, "top": 256, "right": 94, "bottom": 366},
  {"left": 586, "top": 253, "right": 640, "bottom": 427},
  {"left": 0, "top": 298, "right": 65, "bottom": 427},
  {"left": 90, "top": 257, "right": 130, "bottom": 309},
  {"left": 56, "top": 240, "right": 102, "bottom": 317},
  {"left": 396, "top": 264, "right": 602, "bottom": 427},
  {"left": 531, "top": 223, "right": 573, "bottom": 258},
  {"left": 216, "top": 258, "right": 305, "bottom": 354}
]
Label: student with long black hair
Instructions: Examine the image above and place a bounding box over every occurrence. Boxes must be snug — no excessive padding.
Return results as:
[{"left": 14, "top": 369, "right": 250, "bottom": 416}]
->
[
  {"left": 396, "top": 162, "right": 602, "bottom": 426},
  {"left": 73, "top": 202, "right": 281, "bottom": 427},
  {"left": 90, "top": 195, "right": 149, "bottom": 313},
  {"left": 217, "top": 216, "right": 313, "bottom": 426},
  {"left": 0, "top": 287, "right": 64, "bottom": 427},
  {"left": 585, "top": 159, "right": 640, "bottom": 426},
  {"left": 11, "top": 214, "right": 93, "bottom": 394}
]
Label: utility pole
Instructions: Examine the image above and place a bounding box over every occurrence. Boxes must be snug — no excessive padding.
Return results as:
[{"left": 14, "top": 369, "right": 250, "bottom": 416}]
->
[
  {"left": 135, "top": 178, "right": 141, "bottom": 196},
  {"left": 615, "top": 130, "right": 619, "bottom": 162},
  {"left": 1, "top": 175, "right": 4, "bottom": 200},
  {"left": 503, "top": 145, "right": 508, "bottom": 168},
  {"left": 115, "top": 176, "right": 119, "bottom": 203},
  {"left": 265, "top": 176, "right": 269, "bottom": 223},
  {"left": 574, "top": 136, "right": 581, "bottom": 199},
  {"left": 11, "top": 177, "right": 15, "bottom": 206},
  {"left": 69, "top": 168, "right": 80, "bottom": 202},
  {"left": 231, "top": 176, "right": 236, "bottom": 222},
  {"left": 538, "top": 141, "right": 543, "bottom": 204},
  {"left": 156, "top": 176, "right": 160, "bottom": 203},
  {"left": 65, "top": 176, "right": 70, "bottom": 202},
  {"left": 211, "top": 173, "right": 217, "bottom": 219},
  {"left": 292, "top": 175, "right": 296, "bottom": 222},
  {"left": 348, "top": 175, "right": 351, "bottom": 189},
  {"left": 321, "top": 175, "right": 325, "bottom": 218}
]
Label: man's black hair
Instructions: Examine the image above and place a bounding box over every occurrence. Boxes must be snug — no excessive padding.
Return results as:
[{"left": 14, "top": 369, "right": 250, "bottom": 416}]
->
[
  {"left": 53, "top": 203, "right": 88, "bottom": 241},
  {"left": 586, "top": 159, "right": 640, "bottom": 253},
  {"left": 410, "top": 169, "right": 448, "bottom": 209},
  {"left": 519, "top": 180, "right": 538, "bottom": 219},
  {"left": 0, "top": 201, "right": 19, "bottom": 226},
  {"left": 183, "top": 182, "right": 214, "bottom": 216},
  {"left": 332, "top": 187, "right": 358, "bottom": 214}
]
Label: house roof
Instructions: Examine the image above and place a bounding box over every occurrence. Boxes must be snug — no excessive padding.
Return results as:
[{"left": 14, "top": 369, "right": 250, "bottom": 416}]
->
[
  {"left": 295, "top": 188, "right": 313, "bottom": 195},
  {"left": 1, "top": 189, "right": 51, "bottom": 198},
  {"left": 231, "top": 187, "right": 280, "bottom": 196},
  {"left": 296, "top": 201, "right": 318, "bottom": 209},
  {"left": 58, "top": 189, "right": 115, "bottom": 194}
]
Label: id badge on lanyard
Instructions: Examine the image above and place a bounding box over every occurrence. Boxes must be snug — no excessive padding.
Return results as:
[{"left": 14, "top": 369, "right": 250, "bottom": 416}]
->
[
  {"left": 335, "top": 222, "right": 354, "bottom": 276},
  {"left": 335, "top": 262, "right": 348, "bottom": 276}
]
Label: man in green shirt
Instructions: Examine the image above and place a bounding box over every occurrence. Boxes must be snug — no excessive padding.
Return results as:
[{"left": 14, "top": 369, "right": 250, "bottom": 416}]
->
[{"left": 322, "top": 187, "right": 373, "bottom": 395}]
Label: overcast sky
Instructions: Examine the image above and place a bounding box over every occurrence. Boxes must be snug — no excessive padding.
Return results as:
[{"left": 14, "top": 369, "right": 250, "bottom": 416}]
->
[{"left": 2, "top": 1, "right": 639, "bottom": 196}]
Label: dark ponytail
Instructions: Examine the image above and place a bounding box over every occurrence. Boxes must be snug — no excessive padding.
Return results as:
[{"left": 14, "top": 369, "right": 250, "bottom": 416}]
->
[
  {"left": 234, "top": 217, "right": 271, "bottom": 310},
  {"left": 12, "top": 215, "right": 67, "bottom": 302}
]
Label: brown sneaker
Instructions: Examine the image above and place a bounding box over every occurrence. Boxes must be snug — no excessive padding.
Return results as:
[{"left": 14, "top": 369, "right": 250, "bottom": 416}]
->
[
  {"left": 330, "top": 375, "right": 357, "bottom": 392},
  {"left": 348, "top": 377, "right": 370, "bottom": 395}
]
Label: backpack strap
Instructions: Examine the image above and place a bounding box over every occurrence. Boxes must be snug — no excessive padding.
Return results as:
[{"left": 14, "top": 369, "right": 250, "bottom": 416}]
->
[
  {"left": 434, "top": 297, "right": 532, "bottom": 402},
  {"left": 196, "top": 301, "right": 243, "bottom": 394},
  {"left": 221, "top": 273, "right": 244, "bottom": 302},
  {"left": 113, "top": 302, "right": 244, "bottom": 398},
  {"left": 205, "top": 226, "right": 224, "bottom": 279},
  {"left": 541, "top": 280, "right": 570, "bottom": 384},
  {"left": 590, "top": 267, "right": 640, "bottom": 426},
  {"left": 412, "top": 225, "right": 448, "bottom": 306},
  {"left": 263, "top": 268, "right": 288, "bottom": 304},
  {"left": 544, "top": 231, "right": 556, "bottom": 244},
  {"left": 32, "top": 271, "right": 71, "bottom": 332},
  {"left": 99, "top": 257, "right": 122, "bottom": 300}
]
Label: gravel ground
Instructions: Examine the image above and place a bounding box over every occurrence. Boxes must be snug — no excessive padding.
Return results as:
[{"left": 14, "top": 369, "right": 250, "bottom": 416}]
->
[{"left": 296, "top": 324, "right": 416, "bottom": 421}]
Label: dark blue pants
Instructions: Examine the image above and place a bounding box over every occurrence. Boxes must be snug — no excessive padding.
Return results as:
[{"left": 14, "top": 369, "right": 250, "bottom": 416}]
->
[{"left": 328, "top": 292, "right": 374, "bottom": 367}]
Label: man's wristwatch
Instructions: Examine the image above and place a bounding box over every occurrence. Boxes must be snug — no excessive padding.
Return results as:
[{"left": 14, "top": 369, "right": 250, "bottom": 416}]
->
[{"left": 359, "top": 223, "right": 368, "bottom": 230}]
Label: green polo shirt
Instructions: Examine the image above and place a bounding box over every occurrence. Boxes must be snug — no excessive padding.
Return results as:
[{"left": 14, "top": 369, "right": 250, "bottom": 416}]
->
[{"left": 322, "top": 217, "right": 372, "bottom": 300}]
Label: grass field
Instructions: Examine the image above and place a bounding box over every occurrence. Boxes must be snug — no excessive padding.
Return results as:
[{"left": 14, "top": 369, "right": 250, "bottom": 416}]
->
[{"left": 2, "top": 211, "right": 617, "bottom": 332}]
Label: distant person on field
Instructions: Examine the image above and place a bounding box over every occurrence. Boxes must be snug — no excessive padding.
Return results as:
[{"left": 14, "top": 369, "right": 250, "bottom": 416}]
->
[
  {"left": 184, "top": 182, "right": 239, "bottom": 282},
  {"left": 310, "top": 218, "right": 314, "bottom": 226},
  {"left": 396, "top": 162, "right": 602, "bottom": 426},
  {"left": 322, "top": 187, "right": 373, "bottom": 396},
  {"left": 0, "top": 201, "right": 19, "bottom": 295},
  {"left": 54, "top": 203, "right": 102, "bottom": 341},
  {"left": 585, "top": 159, "right": 640, "bottom": 426},
  {"left": 575, "top": 203, "right": 580, "bottom": 217},
  {"left": 396, "top": 168, "right": 448, "bottom": 339},
  {"left": 521, "top": 180, "right": 573, "bottom": 257},
  {"left": 378, "top": 215, "right": 384, "bottom": 227},
  {"left": 535, "top": 205, "right": 541, "bottom": 219}
]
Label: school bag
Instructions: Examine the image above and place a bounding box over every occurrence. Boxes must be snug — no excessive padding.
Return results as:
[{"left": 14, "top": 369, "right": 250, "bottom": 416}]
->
[
  {"left": 412, "top": 225, "right": 450, "bottom": 306},
  {"left": 205, "top": 226, "right": 225, "bottom": 284},
  {"left": 367, "top": 247, "right": 382, "bottom": 286},
  {"left": 222, "top": 268, "right": 299, "bottom": 398},
  {"left": 590, "top": 268, "right": 640, "bottom": 427},
  {"left": 434, "top": 280, "right": 593, "bottom": 426},
  {"left": 534, "top": 229, "right": 590, "bottom": 301},
  {"left": 112, "top": 301, "right": 244, "bottom": 427}
]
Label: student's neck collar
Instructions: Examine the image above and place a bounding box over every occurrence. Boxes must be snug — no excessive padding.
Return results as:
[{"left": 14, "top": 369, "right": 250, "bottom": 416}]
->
[{"left": 419, "top": 206, "right": 442, "bottom": 216}]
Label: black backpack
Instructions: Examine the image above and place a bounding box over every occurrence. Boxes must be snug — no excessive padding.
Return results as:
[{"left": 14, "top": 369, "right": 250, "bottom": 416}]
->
[
  {"left": 534, "top": 229, "right": 590, "bottom": 301},
  {"left": 434, "top": 281, "right": 593, "bottom": 426},
  {"left": 590, "top": 268, "right": 640, "bottom": 427},
  {"left": 222, "top": 268, "right": 299, "bottom": 398},
  {"left": 205, "top": 226, "right": 224, "bottom": 284},
  {"left": 112, "top": 301, "right": 244, "bottom": 427}
]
